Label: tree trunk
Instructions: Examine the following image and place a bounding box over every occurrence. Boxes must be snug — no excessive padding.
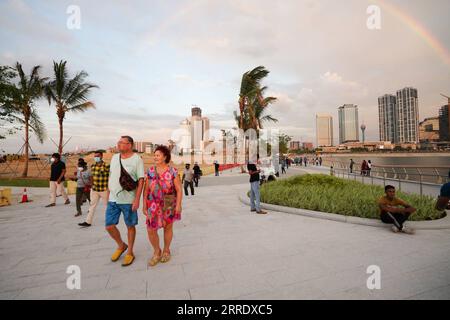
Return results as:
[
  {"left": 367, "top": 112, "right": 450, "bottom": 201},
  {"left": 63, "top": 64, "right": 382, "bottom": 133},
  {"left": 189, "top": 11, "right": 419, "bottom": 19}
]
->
[
  {"left": 58, "top": 116, "right": 64, "bottom": 155},
  {"left": 21, "top": 118, "right": 29, "bottom": 178}
]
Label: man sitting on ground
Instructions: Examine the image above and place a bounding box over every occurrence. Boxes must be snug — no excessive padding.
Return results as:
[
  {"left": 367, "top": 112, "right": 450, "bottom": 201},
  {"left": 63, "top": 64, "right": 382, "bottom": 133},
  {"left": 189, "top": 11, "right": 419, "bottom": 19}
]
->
[{"left": 378, "top": 185, "right": 416, "bottom": 234}]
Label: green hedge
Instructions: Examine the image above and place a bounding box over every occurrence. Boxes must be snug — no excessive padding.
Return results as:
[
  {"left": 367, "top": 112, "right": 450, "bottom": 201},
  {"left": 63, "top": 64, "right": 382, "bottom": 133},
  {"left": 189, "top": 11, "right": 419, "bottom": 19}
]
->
[
  {"left": 260, "top": 174, "right": 443, "bottom": 221},
  {"left": 0, "top": 178, "right": 65, "bottom": 188}
]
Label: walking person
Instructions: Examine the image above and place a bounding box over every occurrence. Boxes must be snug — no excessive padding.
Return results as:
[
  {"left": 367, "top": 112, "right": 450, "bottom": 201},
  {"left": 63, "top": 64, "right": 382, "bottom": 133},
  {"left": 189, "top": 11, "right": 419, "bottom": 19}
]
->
[
  {"left": 144, "top": 145, "right": 183, "bottom": 267},
  {"left": 193, "top": 162, "right": 202, "bottom": 187},
  {"left": 214, "top": 160, "right": 220, "bottom": 176},
  {"left": 349, "top": 158, "right": 355, "bottom": 174},
  {"left": 367, "top": 160, "right": 372, "bottom": 176},
  {"left": 75, "top": 160, "right": 91, "bottom": 217},
  {"left": 247, "top": 157, "right": 267, "bottom": 214},
  {"left": 378, "top": 185, "right": 416, "bottom": 234},
  {"left": 45, "top": 153, "right": 70, "bottom": 207},
  {"left": 303, "top": 156, "right": 308, "bottom": 167},
  {"left": 299, "top": 157, "right": 303, "bottom": 167},
  {"left": 361, "top": 160, "right": 368, "bottom": 176},
  {"left": 78, "top": 151, "right": 110, "bottom": 227},
  {"left": 105, "top": 136, "right": 145, "bottom": 267},
  {"left": 182, "top": 163, "right": 195, "bottom": 196},
  {"left": 319, "top": 157, "right": 323, "bottom": 166},
  {"left": 281, "top": 159, "right": 286, "bottom": 174}
]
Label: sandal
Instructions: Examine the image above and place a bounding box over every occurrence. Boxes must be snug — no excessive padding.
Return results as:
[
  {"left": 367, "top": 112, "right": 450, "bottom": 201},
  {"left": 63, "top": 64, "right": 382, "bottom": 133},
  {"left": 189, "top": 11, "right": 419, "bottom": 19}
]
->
[
  {"left": 160, "top": 250, "right": 171, "bottom": 263},
  {"left": 148, "top": 254, "right": 162, "bottom": 267}
]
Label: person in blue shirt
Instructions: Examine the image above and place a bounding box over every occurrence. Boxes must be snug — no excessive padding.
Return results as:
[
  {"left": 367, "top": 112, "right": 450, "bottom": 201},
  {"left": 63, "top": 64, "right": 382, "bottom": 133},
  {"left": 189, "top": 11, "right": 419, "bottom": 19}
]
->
[{"left": 436, "top": 182, "right": 450, "bottom": 211}]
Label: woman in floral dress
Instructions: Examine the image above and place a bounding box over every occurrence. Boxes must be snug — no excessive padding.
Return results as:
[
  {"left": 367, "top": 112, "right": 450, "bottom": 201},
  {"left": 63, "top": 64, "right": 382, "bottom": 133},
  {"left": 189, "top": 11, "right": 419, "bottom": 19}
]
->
[{"left": 143, "top": 145, "right": 182, "bottom": 267}]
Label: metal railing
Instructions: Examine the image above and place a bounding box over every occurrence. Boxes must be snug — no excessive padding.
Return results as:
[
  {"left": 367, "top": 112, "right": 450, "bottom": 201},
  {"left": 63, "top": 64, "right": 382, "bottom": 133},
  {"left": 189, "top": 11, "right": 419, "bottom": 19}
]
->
[{"left": 328, "top": 165, "right": 448, "bottom": 196}]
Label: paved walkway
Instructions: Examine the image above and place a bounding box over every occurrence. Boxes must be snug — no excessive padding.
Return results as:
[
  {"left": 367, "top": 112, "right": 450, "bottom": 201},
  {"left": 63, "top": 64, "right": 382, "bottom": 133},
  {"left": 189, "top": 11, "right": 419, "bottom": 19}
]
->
[{"left": 1, "top": 167, "right": 450, "bottom": 299}]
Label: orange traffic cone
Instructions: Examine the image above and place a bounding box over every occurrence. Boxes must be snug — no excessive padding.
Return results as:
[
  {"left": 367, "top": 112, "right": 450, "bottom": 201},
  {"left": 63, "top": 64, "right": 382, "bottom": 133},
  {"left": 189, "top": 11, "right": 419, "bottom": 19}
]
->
[{"left": 20, "top": 188, "right": 31, "bottom": 203}]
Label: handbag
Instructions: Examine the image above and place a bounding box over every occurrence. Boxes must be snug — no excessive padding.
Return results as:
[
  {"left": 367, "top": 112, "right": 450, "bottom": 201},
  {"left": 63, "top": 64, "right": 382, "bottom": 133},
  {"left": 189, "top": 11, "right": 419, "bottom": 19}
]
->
[
  {"left": 154, "top": 166, "right": 176, "bottom": 212},
  {"left": 119, "top": 155, "right": 138, "bottom": 192}
]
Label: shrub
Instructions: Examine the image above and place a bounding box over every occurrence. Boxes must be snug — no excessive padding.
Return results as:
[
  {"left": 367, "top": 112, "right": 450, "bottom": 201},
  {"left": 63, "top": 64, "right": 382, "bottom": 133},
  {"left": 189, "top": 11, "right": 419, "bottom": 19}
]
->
[{"left": 260, "top": 174, "right": 442, "bottom": 221}]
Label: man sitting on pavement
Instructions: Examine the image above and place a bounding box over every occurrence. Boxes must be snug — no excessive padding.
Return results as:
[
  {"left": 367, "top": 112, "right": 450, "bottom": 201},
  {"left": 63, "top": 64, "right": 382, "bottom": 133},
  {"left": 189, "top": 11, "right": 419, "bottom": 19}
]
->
[{"left": 378, "top": 185, "right": 416, "bottom": 234}]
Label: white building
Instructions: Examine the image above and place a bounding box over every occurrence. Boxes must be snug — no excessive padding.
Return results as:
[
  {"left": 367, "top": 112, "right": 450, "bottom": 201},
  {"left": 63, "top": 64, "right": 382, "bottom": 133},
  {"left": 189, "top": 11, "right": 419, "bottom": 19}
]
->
[
  {"left": 179, "top": 107, "right": 213, "bottom": 154},
  {"left": 316, "top": 113, "right": 334, "bottom": 147}
]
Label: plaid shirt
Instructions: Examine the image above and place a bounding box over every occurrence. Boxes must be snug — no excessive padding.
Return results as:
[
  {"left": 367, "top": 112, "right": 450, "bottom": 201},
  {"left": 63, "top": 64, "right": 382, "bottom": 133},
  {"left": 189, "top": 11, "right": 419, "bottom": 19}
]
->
[{"left": 90, "top": 162, "right": 110, "bottom": 192}]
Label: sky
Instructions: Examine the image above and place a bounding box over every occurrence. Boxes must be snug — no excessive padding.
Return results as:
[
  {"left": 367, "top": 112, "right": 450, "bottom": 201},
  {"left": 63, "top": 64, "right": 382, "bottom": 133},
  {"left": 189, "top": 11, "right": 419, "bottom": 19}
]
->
[{"left": 0, "top": 0, "right": 449, "bottom": 154}]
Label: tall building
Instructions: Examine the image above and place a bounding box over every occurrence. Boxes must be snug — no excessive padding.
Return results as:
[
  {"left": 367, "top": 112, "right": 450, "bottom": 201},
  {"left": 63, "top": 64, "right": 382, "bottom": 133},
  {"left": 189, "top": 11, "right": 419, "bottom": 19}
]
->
[
  {"left": 396, "top": 87, "right": 419, "bottom": 143},
  {"left": 378, "top": 94, "right": 397, "bottom": 142},
  {"left": 179, "top": 106, "right": 212, "bottom": 153},
  {"left": 378, "top": 87, "right": 419, "bottom": 144},
  {"left": 439, "top": 104, "right": 450, "bottom": 142},
  {"left": 419, "top": 117, "right": 439, "bottom": 142},
  {"left": 338, "top": 104, "right": 359, "bottom": 144},
  {"left": 302, "top": 142, "right": 313, "bottom": 151},
  {"left": 316, "top": 114, "right": 333, "bottom": 147}
]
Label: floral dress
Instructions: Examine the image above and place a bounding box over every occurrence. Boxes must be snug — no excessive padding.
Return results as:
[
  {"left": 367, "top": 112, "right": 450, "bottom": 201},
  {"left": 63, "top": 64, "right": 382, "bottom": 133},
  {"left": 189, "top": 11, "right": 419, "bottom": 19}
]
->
[{"left": 145, "top": 166, "right": 180, "bottom": 230}]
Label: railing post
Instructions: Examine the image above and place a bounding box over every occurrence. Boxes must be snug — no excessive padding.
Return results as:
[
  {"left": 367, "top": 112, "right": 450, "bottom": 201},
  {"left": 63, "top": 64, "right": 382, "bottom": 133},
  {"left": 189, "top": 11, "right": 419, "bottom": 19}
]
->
[{"left": 419, "top": 174, "right": 423, "bottom": 196}]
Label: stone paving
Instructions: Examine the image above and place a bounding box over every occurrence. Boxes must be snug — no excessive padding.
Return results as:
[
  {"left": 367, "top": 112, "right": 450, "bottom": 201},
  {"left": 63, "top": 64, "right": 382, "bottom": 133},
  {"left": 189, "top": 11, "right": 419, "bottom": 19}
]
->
[{"left": 1, "top": 167, "right": 449, "bottom": 299}]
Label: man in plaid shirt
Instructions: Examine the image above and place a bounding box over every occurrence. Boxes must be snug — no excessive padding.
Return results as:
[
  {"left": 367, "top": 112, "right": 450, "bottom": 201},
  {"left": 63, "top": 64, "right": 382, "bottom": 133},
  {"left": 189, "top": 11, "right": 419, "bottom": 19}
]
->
[{"left": 78, "top": 151, "right": 110, "bottom": 227}]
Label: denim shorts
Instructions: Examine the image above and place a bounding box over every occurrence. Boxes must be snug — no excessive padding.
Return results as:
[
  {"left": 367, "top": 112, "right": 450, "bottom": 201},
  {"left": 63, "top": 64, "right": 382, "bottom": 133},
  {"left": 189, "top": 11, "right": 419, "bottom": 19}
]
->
[{"left": 105, "top": 202, "right": 138, "bottom": 227}]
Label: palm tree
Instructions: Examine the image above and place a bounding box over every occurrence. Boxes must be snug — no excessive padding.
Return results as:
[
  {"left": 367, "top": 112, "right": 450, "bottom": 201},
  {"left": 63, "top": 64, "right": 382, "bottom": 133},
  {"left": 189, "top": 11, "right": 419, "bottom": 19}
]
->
[
  {"left": 237, "top": 66, "right": 277, "bottom": 133},
  {"left": 236, "top": 66, "right": 277, "bottom": 164},
  {"left": 45, "top": 60, "right": 98, "bottom": 155},
  {"left": 0, "top": 63, "right": 47, "bottom": 177}
]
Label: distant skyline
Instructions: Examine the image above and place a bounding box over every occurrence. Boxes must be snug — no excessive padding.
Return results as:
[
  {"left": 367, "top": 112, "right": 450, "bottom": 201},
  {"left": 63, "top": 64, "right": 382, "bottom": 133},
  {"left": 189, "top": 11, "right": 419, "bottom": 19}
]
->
[{"left": 1, "top": 0, "right": 449, "bottom": 153}]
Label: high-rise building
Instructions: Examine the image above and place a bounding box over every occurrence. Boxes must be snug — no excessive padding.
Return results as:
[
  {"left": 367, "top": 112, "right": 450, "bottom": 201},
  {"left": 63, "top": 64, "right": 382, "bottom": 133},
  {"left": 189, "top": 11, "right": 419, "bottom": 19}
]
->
[
  {"left": 378, "top": 88, "right": 420, "bottom": 144},
  {"left": 396, "top": 87, "right": 419, "bottom": 143},
  {"left": 179, "top": 106, "right": 212, "bottom": 153},
  {"left": 439, "top": 104, "right": 450, "bottom": 142},
  {"left": 378, "top": 94, "right": 397, "bottom": 142},
  {"left": 338, "top": 104, "right": 359, "bottom": 144},
  {"left": 316, "top": 114, "right": 333, "bottom": 147}
]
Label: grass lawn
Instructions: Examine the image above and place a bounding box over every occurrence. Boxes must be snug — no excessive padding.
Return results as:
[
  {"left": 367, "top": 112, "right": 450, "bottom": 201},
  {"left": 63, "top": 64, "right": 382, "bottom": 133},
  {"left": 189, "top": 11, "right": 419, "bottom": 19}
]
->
[
  {"left": 0, "top": 178, "right": 66, "bottom": 188},
  {"left": 260, "top": 174, "right": 444, "bottom": 221}
]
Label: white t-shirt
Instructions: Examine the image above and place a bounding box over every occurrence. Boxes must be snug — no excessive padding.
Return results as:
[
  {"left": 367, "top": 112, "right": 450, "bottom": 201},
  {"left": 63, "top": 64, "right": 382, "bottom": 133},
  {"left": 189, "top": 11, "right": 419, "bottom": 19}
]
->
[{"left": 108, "top": 153, "right": 145, "bottom": 204}]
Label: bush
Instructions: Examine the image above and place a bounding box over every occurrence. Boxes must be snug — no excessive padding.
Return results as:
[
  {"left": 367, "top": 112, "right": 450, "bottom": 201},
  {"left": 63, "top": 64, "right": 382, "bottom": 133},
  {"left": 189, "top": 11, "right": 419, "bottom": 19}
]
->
[{"left": 260, "top": 174, "right": 442, "bottom": 221}]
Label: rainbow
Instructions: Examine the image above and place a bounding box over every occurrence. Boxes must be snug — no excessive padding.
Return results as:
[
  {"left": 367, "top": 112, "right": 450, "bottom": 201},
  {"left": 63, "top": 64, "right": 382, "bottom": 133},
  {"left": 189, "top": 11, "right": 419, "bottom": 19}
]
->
[{"left": 376, "top": 0, "right": 450, "bottom": 67}]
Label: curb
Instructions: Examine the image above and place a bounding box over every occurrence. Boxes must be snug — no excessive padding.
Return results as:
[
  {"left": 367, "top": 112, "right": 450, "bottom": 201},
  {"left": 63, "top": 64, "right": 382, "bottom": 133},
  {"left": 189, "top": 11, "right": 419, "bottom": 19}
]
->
[{"left": 238, "top": 192, "right": 450, "bottom": 230}]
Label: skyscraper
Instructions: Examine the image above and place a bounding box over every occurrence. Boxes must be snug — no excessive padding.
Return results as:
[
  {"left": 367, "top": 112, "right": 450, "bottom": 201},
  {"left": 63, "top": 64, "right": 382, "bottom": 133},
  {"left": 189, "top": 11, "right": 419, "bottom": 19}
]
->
[
  {"left": 338, "top": 104, "right": 359, "bottom": 144},
  {"left": 316, "top": 114, "right": 334, "bottom": 147},
  {"left": 378, "top": 87, "right": 419, "bottom": 144},
  {"left": 179, "top": 106, "right": 212, "bottom": 153},
  {"left": 396, "top": 87, "right": 419, "bottom": 143},
  {"left": 439, "top": 104, "right": 450, "bottom": 142},
  {"left": 378, "top": 94, "right": 397, "bottom": 142}
]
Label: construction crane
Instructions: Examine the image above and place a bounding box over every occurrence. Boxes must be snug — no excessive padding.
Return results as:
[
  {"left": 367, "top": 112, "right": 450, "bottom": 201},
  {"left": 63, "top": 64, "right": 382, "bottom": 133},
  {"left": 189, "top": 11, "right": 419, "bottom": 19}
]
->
[{"left": 441, "top": 93, "right": 450, "bottom": 103}]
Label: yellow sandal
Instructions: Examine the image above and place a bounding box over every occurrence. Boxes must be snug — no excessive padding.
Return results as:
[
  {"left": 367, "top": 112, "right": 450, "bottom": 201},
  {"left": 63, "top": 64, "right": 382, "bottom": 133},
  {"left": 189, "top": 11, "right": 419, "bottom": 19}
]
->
[
  {"left": 148, "top": 254, "right": 162, "bottom": 267},
  {"left": 160, "top": 251, "right": 171, "bottom": 263}
]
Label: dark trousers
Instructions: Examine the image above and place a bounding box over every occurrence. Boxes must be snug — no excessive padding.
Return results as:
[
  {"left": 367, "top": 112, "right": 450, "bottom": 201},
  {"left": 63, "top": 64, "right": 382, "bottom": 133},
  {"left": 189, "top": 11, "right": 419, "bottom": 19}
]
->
[
  {"left": 193, "top": 174, "right": 200, "bottom": 187},
  {"left": 281, "top": 167, "right": 286, "bottom": 174},
  {"left": 184, "top": 180, "right": 194, "bottom": 196},
  {"left": 380, "top": 212, "right": 411, "bottom": 229},
  {"left": 76, "top": 187, "right": 91, "bottom": 214}
]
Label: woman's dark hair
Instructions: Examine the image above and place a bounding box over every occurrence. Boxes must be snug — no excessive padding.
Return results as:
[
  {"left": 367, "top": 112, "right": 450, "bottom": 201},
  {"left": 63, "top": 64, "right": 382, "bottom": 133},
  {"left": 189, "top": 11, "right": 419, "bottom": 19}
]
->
[
  {"left": 385, "top": 185, "right": 395, "bottom": 192},
  {"left": 52, "top": 153, "right": 61, "bottom": 159},
  {"left": 154, "top": 145, "right": 171, "bottom": 164}
]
